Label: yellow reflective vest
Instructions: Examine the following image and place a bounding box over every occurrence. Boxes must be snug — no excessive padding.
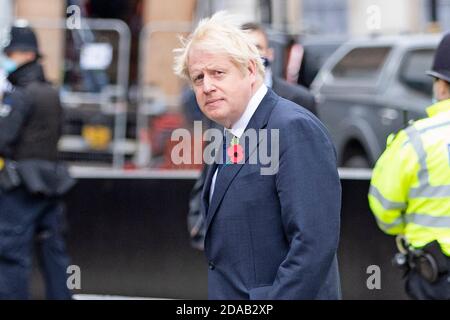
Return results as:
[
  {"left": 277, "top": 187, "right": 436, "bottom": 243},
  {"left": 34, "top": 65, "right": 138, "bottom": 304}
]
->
[{"left": 369, "top": 99, "right": 450, "bottom": 256}]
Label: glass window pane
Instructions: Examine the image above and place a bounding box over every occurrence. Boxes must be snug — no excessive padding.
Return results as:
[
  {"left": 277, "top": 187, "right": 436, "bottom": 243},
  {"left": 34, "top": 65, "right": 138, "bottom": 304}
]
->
[
  {"left": 331, "top": 46, "right": 391, "bottom": 82},
  {"left": 399, "top": 49, "right": 435, "bottom": 97}
]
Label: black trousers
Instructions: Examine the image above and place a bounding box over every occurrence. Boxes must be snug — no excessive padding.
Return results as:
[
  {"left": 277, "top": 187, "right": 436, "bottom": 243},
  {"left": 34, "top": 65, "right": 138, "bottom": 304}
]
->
[
  {"left": 0, "top": 187, "right": 72, "bottom": 299},
  {"left": 405, "top": 260, "right": 450, "bottom": 300}
]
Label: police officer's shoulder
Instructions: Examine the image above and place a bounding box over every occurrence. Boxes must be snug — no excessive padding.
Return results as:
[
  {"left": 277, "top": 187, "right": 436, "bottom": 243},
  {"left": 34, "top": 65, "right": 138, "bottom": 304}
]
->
[
  {"left": 5, "top": 86, "right": 33, "bottom": 114},
  {"left": 393, "top": 117, "right": 432, "bottom": 147},
  {"left": 1, "top": 78, "right": 14, "bottom": 94},
  {"left": 386, "top": 123, "right": 412, "bottom": 147},
  {"left": 6, "top": 85, "right": 27, "bottom": 102},
  {"left": 386, "top": 131, "right": 401, "bottom": 147},
  {"left": 386, "top": 116, "right": 422, "bottom": 147},
  {"left": 404, "top": 114, "right": 440, "bottom": 135},
  {"left": 25, "top": 81, "right": 60, "bottom": 103}
]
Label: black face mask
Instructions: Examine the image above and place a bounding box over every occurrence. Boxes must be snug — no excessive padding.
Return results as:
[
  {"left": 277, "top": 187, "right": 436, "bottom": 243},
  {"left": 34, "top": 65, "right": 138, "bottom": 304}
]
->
[{"left": 261, "top": 56, "right": 271, "bottom": 69}]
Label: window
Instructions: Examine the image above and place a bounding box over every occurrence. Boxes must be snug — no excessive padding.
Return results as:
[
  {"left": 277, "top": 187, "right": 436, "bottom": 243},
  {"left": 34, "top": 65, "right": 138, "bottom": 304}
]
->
[
  {"left": 298, "top": 41, "right": 343, "bottom": 88},
  {"left": 399, "top": 48, "right": 435, "bottom": 97},
  {"left": 331, "top": 46, "right": 391, "bottom": 83}
]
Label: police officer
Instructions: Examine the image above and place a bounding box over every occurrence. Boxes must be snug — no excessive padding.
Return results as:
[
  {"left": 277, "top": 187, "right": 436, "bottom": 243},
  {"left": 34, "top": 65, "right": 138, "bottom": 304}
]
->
[
  {"left": 369, "top": 33, "right": 450, "bottom": 300},
  {"left": 0, "top": 23, "right": 75, "bottom": 299}
]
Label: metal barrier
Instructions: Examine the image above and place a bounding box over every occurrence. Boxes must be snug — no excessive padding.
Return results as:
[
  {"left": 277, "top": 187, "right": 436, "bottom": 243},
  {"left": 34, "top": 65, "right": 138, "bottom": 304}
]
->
[
  {"left": 137, "top": 21, "right": 192, "bottom": 111},
  {"left": 135, "top": 22, "right": 192, "bottom": 168},
  {"left": 29, "top": 168, "right": 408, "bottom": 299},
  {"left": 25, "top": 18, "right": 131, "bottom": 168}
]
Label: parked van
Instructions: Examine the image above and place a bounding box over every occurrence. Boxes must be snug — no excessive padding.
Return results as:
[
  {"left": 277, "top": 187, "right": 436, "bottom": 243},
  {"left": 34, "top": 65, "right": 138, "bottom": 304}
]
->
[{"left": 311, "top": 34, "right": 441, "bottom": 167}]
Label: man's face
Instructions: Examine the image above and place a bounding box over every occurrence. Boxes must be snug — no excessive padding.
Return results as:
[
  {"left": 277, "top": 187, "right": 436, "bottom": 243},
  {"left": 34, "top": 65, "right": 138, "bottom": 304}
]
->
[
  {"left": 188, "top": 46, "right": 257, "bottom": 128},
  {"left": 247, "top": 30, "right": 274, "bottom": 63},
  {"left": 433, "top": 78, "right": 450, "bottom": 102},
  {"left": 7, "top": 51, "right": 36, "bottom": 66}
]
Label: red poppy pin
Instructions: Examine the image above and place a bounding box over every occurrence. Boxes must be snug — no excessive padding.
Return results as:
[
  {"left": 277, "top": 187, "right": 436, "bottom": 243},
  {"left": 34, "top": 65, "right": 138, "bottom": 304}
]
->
[{"left": 227, "top": 138, "right": 244, "bottom": 164}]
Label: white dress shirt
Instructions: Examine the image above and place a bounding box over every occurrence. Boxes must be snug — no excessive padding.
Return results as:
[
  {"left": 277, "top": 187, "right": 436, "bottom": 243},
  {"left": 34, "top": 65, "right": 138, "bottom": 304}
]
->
[
  {"left": 209, "top": 84, "right": 268, "bottom": 203},
  {"left": 264, "top": 68, "right": 273, "bottom": 89}
]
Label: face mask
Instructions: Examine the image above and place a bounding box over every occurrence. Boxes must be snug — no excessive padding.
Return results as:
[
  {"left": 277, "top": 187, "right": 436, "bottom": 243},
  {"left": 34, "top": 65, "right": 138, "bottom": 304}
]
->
[
  {"left": 0, "top": 56, "right": 18, "bottom": 74},
  {"left": 0, "top": 70, "right": 4, "bottom": 101},
  {"left": 431, "top": 89, "right": 439, "bottom": 105},
  {"left": 261, "top": 56, "right": 271, "bottom": 69}
]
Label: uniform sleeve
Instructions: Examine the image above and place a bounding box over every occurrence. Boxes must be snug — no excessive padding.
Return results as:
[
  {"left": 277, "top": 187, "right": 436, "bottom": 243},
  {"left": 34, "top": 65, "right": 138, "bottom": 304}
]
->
[
  {"left": 368, "top": 130, "right": 419, "bottom": 235},
  {"left": 0, "top": 90, "right": 32, "bottom": 154}
]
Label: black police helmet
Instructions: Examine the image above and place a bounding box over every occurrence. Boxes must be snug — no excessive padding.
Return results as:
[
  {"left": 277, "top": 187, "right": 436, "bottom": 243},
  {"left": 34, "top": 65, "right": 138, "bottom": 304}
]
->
[
  {"left": 427, "top": 33, "right": 450, "bottom": 83},
  {"left": 3, "top": 22, "right": 41, "bottom": 57}
]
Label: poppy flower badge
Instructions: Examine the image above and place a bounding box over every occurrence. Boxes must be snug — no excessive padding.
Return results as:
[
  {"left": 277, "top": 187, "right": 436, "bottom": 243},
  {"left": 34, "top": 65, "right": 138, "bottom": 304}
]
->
[{"left": 227, "top": 137, "right": 244, "bottom": 164}]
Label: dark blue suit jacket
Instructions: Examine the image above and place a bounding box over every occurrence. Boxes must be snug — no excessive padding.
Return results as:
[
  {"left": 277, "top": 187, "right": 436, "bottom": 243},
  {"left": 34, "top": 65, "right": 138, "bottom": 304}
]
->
[{"left": 201, "top": 89, "right": 341, "bottom": 300}]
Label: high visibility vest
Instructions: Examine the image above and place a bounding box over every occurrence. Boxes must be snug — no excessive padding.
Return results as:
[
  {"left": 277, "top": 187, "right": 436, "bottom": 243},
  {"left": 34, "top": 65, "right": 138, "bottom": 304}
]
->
[{"left": 369, "top": 99, "right": 450, "bottom": 256}]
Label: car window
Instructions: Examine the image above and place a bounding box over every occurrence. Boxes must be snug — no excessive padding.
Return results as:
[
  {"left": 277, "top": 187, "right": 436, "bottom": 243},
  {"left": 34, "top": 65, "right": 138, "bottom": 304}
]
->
[
  {"left": 298, "top": 43, "right": 342, "bottom": 88},
  {"left": 399, "top": 48, "right": 435, "bottom": 97},
  {"left": 330, "top": 46, "right": 391, "bottom": 83}
]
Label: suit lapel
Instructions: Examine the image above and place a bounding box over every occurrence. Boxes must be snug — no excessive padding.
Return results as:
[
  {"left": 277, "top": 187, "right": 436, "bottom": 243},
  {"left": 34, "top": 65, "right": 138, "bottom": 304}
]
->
[{"left": 205, "top": 89, "right": 279, "bottom": 233}]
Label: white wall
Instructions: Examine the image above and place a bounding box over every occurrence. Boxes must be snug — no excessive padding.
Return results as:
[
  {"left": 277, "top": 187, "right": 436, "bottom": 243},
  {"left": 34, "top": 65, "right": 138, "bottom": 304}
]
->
[
  {"left": 0, "top": 0, "right": 13, "bottom": 49},
  {"left": 206, "top": 0, "right": 258, "bottom": 22},
  {"left": 348, "top": 0, "right": 422, "bottom": 35}
]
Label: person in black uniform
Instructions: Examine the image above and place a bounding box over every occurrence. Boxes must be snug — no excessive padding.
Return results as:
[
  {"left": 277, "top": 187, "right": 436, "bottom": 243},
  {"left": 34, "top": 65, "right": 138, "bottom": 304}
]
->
[
  {"left": 241, "top": 22, "right": 317, "bottom": 115},
  {"left": 0, "top": 23, "right": 75, "bottom": 299}
]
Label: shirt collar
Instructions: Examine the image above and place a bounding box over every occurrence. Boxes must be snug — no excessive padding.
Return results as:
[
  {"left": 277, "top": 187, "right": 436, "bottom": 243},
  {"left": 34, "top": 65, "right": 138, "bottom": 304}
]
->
[
  {"left": 264, "top": 68, "right": 273, "bottom": 88},
  {"left": 426, "top": 98, "right": 450, "bottom": 117},
  {"left": 227, "top": 84, "right": 268, "bottom": 139}
]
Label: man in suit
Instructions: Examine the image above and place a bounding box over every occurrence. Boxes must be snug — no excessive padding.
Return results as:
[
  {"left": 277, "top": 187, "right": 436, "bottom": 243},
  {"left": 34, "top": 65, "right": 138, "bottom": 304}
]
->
[
  {"left": 186, "top": 21, "right": 317, "bottom": 250},
  {"left": 174, "top": 12, "right": 341, "bottom": 299},
  {"left": 241, "top": 22, "right": 316, "bottom": 115},
  {"left": 182, "top": 22, "right": 316, "bottom": 125}
]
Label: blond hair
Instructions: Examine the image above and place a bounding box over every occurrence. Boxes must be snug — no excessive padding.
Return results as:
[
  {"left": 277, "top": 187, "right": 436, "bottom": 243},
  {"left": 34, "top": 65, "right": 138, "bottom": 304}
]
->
[{"left": 173, "top": 11, "right": 265, "bottom": 81}]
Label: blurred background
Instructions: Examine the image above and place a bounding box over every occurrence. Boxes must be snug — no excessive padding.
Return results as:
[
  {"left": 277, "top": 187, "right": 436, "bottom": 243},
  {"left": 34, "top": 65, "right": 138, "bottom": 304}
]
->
[{"left": 0, "top": 0, "right": 449, "bottom": 300}]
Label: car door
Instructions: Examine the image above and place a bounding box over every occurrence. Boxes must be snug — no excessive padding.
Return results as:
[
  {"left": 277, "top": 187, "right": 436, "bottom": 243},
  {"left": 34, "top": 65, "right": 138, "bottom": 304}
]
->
[{"left": 312, "top": 43, "right": 394, "bottom": 167}]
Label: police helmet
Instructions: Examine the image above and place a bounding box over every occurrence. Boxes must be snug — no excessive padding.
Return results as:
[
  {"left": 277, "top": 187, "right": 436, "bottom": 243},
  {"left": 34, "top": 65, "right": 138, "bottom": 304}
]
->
[
  {"left": 427, "top": 33, "right": 450, "bottom": 83},
  {"left": 3, "top": 20, "right": 41, "bottom": 57}
]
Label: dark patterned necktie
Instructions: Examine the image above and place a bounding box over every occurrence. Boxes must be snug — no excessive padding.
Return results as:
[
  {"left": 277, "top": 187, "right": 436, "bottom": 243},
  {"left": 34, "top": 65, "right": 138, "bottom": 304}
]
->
[{"left": 217, "top": 130, "right": 234, "bottom": 174}]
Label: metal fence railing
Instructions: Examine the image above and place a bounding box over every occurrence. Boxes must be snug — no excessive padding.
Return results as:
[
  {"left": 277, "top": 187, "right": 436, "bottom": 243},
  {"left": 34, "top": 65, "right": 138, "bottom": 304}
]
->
[
  {"left": 25, "top": 18, "right": 131, "bottom": 168},
  {"left": 135, "top": 22, "right": 194, "bottom": 169}
]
